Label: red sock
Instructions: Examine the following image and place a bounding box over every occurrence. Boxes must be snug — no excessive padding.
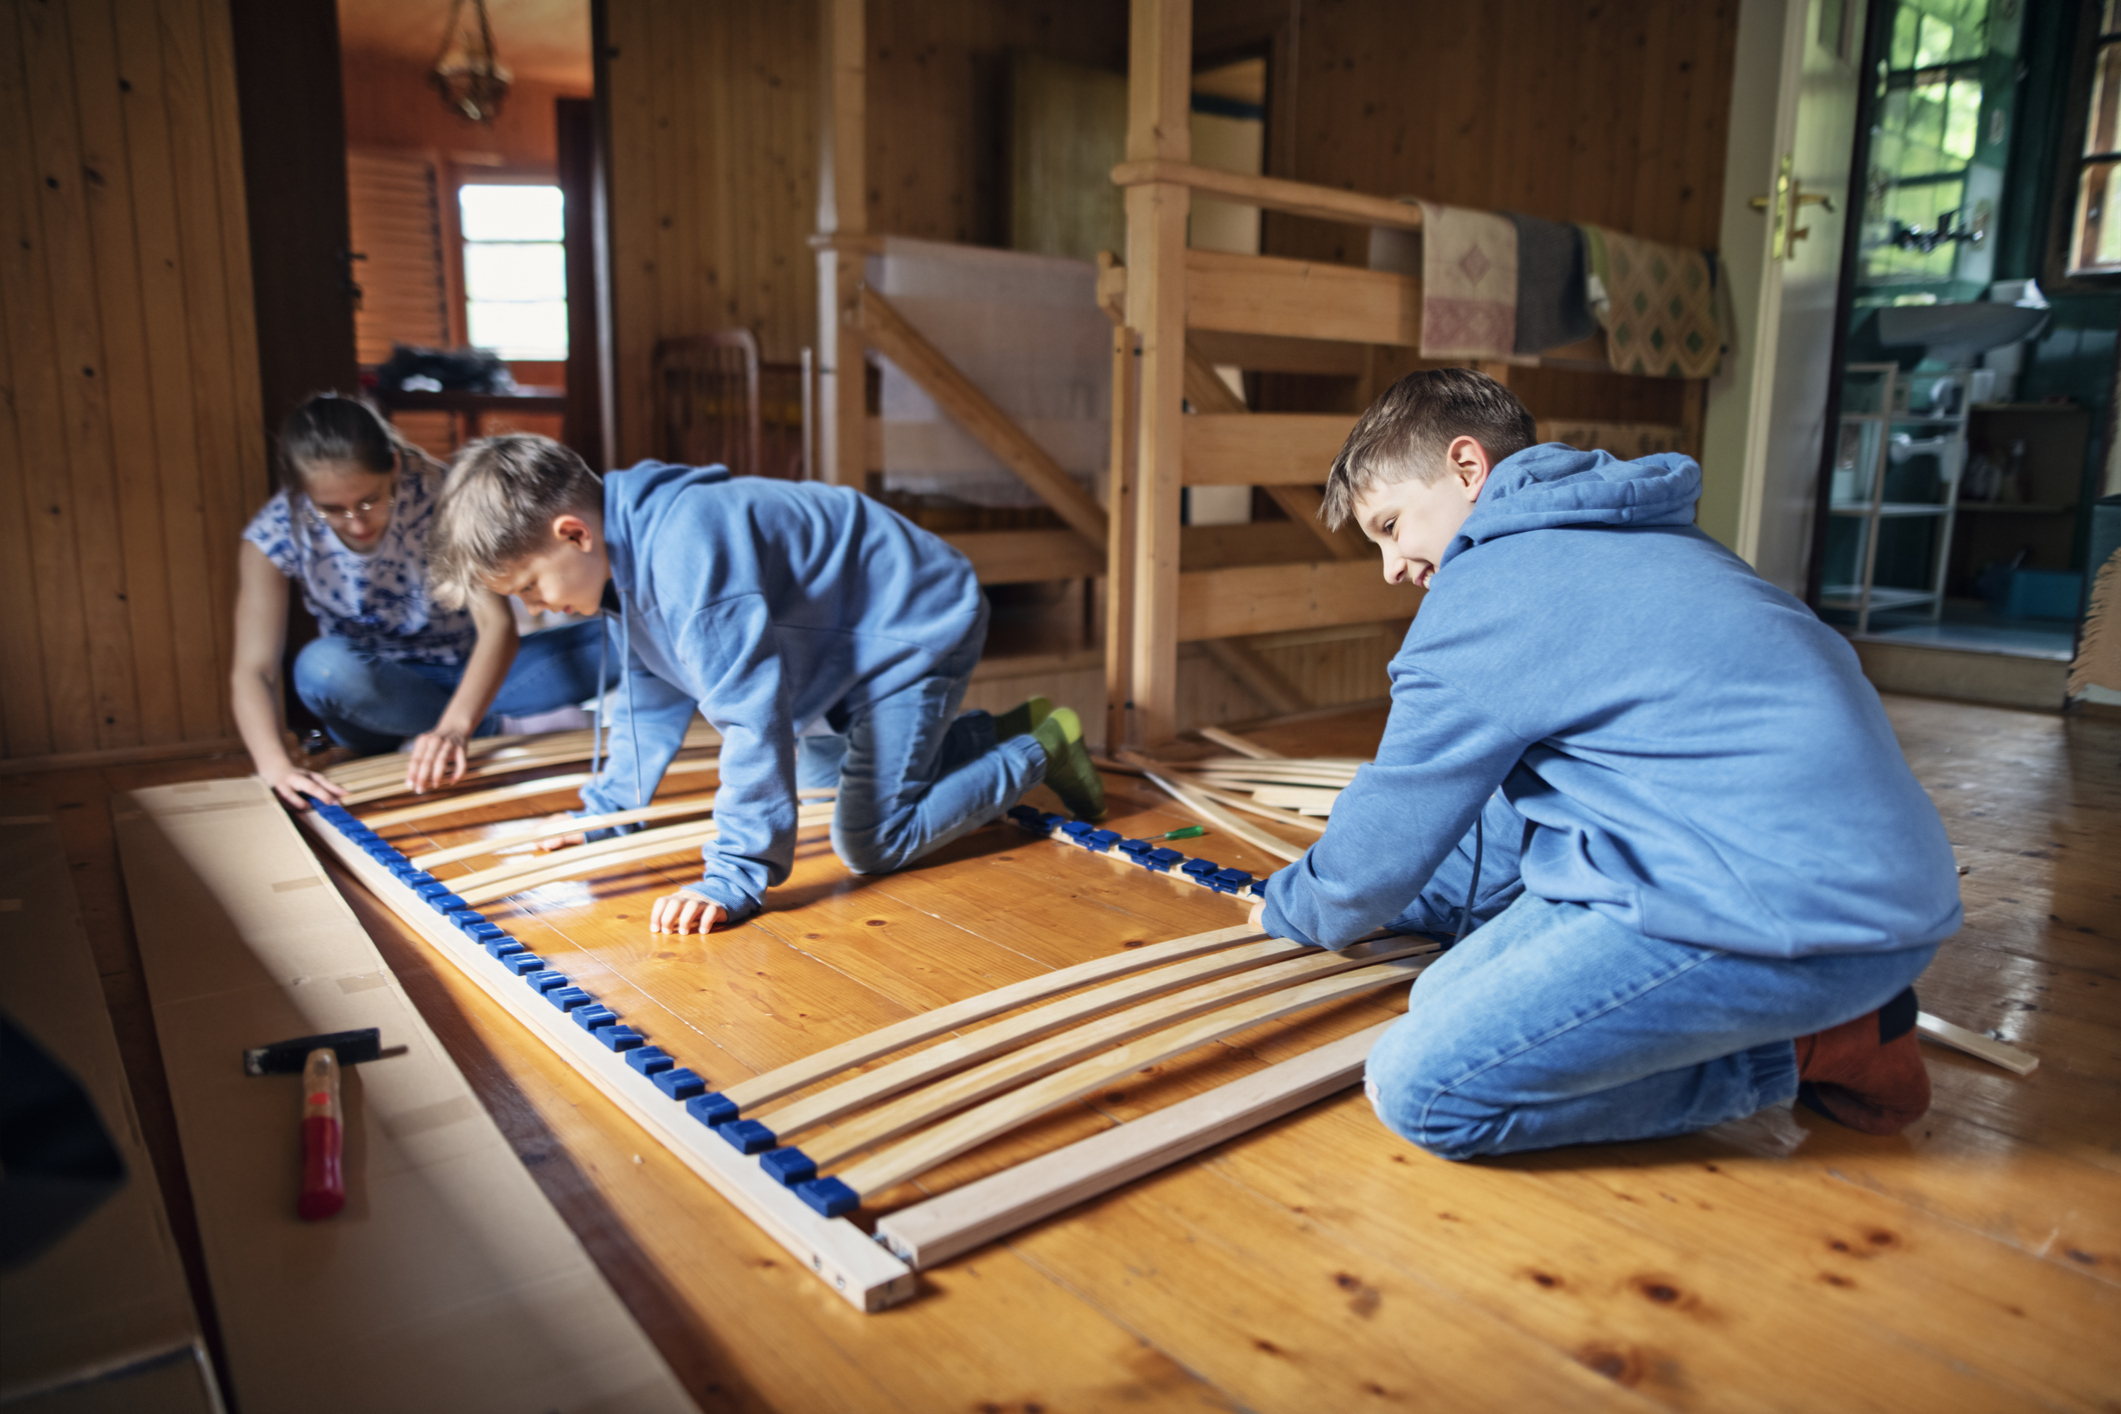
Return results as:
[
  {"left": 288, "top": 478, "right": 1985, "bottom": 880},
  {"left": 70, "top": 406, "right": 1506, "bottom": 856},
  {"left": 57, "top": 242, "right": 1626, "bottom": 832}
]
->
[{"left": 1794, "top": 987, "right": 1929, "bottom": 1136}]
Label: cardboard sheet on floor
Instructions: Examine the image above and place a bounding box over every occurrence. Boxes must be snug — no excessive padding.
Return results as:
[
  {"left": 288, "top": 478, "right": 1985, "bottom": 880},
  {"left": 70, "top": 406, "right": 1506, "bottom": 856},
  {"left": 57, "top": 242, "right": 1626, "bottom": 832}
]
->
[
  {"left": 111, "top": 778, "right": 695, "bottom": 1414},
  {"left": 0, "top": 794, "right": 222, "bottom": 1413}
]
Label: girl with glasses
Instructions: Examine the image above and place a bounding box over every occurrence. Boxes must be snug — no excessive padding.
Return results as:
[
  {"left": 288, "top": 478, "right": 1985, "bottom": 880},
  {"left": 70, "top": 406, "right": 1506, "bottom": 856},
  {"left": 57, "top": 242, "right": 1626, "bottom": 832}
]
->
[{"left": 230, "top": 393, "right": 614, "bottom": 806}]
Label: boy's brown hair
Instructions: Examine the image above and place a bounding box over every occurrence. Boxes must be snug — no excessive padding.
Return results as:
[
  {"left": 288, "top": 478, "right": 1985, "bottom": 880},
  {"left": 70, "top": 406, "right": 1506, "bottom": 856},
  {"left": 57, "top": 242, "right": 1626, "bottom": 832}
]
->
[
  {"left": 1318, "top": 368, "right": 1537, "bottom": 530},
  {"left": 429, "top": 433, "right": 603, "bottom": 608}
]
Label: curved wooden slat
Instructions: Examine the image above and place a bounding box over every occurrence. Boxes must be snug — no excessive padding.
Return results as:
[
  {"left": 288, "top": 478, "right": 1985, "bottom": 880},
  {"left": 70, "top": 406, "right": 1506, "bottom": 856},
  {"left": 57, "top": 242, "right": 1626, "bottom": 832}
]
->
[
  {"left": 718, "top": 923, "right": 1270, "bottom": 1112},
  {"left": 409, "top": 796, "right": 718, "bottom": 869},
  {"left": 794, "top": 937, "right": 1431, "bottom": 1168},
  {"left": 358, "top": 755, "right": 719, "bottom": 830},
  {"left": 833, "top": 952, "right": 1431, "bottom": 1198},
  {"left": 757, "top": 935, "right": 1321, "bottom": 1145}
]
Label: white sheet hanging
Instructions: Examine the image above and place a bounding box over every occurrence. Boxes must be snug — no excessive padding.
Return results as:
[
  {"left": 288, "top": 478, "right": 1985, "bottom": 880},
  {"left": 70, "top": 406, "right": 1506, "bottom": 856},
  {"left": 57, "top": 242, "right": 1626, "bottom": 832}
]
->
[{"left": 867, "top": 236, "right": 1110, "bottom": 509}]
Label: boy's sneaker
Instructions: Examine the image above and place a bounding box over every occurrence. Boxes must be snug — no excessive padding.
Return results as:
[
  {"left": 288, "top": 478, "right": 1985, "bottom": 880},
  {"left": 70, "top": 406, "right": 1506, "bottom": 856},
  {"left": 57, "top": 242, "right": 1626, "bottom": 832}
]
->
[
  {"left": 995, "top": 695, "right": 1053, "bottom": 740},
  {"left": 1794, "top": 986, "right": 1929, "bottom": 1135},
  {"left": 1031, "top": 707, "right": 1105, "bottom": 820}
]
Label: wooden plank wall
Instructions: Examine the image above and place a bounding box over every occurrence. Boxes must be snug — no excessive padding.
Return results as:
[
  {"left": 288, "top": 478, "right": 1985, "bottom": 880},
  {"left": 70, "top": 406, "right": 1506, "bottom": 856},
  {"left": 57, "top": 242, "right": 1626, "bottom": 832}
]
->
[
  {"left": 602, "top": 1, "right": 821, "bottom": 467},
  {"left": 1212, "top": 0, "right": 1742, "bottom": 426},
  {"left": 0, "top": 0, "right": 264, "bottom": 764},
  {"left": 864, "top": 0, "right": 1128, "bottom": 247}
]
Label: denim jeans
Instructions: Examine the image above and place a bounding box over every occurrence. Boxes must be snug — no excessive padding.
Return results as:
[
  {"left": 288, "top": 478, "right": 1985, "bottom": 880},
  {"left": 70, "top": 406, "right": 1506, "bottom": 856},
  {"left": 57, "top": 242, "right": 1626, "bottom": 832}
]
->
[
  {"left": 793, "top": 634, "right": 1046, "bottom": 876},
  {"left": 1365, "top": 893, "right": 1937, "bottom": 1160},
  {"left": 293, "top": 620, "right": 617, "bottom": 754}
]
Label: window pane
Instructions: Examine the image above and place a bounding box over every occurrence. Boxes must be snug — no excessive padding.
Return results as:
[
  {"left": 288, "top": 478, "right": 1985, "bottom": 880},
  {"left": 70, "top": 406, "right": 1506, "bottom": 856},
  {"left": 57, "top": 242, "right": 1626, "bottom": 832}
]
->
[
  {"left": 2070, "top": 160, "right": 2121, "bottom": 274},
  {"left": 2088, "top": 41, "right": 2121, "bottom": 157},
  {"left": 464, "top": 241, "right": 565, "bottom": 301},
  {"left": 459, "top": 184, "right": 563, "bottom": 241},
  {"left": 467, "top": 299, "right": 568, "bottom": 359},
  {"left": 1941, "top": 77, "right": 1981, "bottom": 160}
]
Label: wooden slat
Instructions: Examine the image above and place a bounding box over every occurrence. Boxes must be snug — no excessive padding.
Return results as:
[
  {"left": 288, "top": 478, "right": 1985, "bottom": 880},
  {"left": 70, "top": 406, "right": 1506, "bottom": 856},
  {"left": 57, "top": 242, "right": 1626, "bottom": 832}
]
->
[
  {"left": 1182, "top": 413, "right": 1353, "bottom": 486},
  {"left": 855, "top": 286, "right": 1107, "bottom": 548},
  {"left": 1185, "top": 249, "right": 1419, "bottom": 348},
  {"left": 760, "top": 936, "right": 1319, "bottom": 1148},
  {"left": 410, "top": 796, "right": 719, "bottom": 869},
  {"left": 942, "top": 529, "right": 1104, "bottom": 584},
  {"left": 876, "top": 1018, "right": 1393, "bottom": 1268},
  {"left": 797, "top": 938, "right": 1427, "bottom": 1169},
  {"left": 832, "top": 953, "right": 1431, "bottom": 1198},
  {"left": 1119, "top": 751, "right": 1307, "bottom": 863},
  {"left": 1178, "top": 560, "right": 1419, "bottom": 642},
  {"left": 361, "top": 755, "right": 721, "bottom": 831},
  {"left": 447, "top": 799, "right": 835, "bottom": 902},
  {"left": 720, "top": 922, "right": 1269, "bottom": 1114},
  {"left": 1111, "top": 159, "right": 1425, "bottom": 233}
]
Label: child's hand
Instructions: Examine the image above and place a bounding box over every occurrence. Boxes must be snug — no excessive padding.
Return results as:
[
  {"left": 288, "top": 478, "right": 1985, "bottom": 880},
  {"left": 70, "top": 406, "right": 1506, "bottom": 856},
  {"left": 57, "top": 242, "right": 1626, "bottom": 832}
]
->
[
  {"left": 404, "top": 730, "right": 470, "bottom": 793},
  {"left": 534, "top": 831, "right": 588, "bottom": 853},
  {"left": 1248, "top": 899, "right": 1269, "bottom": 932},
  {"left": 650, "top": 890, "right": 727, "bottom": 935},
  {"left": 266, "top": 765, "right": 347, "bottom": 809}
]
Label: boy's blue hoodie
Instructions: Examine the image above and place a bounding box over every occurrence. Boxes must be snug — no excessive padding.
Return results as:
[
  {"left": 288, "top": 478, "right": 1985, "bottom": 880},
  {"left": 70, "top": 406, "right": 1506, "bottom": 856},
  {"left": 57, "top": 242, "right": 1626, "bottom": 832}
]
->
[
  {"left": 1261, "top": 445, "right": 1963, "bottom": 959},
  {"left": 580, "top": 462, "right": 985, "bottom": 922}
]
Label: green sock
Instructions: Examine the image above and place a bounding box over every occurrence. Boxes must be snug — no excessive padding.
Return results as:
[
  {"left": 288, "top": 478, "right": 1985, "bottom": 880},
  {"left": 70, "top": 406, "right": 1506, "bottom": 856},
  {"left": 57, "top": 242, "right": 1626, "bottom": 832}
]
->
[
  {"left": 995, "top": 695, "right": 1053, "bottom": 740},
  {"left": 1031, "top": 706, "right": 1106, "bottom": 821}
]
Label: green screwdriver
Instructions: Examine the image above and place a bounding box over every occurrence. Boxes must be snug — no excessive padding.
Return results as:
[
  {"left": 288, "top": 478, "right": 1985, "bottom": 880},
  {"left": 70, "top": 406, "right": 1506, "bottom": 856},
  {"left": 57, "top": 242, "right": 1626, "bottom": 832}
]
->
[{"left": 1146, "top": 825, "right": 1206, "bottom": 841}]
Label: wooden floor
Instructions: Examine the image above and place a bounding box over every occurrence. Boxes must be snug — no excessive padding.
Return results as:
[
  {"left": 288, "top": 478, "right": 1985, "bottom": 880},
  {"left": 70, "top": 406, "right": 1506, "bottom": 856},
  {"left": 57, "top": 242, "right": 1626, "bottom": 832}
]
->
[{"left": 12, "top": 693, "right": 2120, "bottom": 1413}]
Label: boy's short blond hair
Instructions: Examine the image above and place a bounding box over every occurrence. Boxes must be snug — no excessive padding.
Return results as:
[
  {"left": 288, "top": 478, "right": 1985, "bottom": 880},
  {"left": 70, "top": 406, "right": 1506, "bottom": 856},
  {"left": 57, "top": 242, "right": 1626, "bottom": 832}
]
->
[
  {"left": 1319, "top": 368, "right": 1537, "bottom": 530},
  {"left": 429, "top": 434, "right": 602, "bottom": 608}
]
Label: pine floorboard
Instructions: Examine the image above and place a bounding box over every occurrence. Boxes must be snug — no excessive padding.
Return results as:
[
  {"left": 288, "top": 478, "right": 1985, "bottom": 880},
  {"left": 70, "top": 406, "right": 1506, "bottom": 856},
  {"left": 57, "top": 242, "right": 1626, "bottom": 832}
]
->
[{"left": 9, "top": 693, "right": 2118, "bottom": 1412}]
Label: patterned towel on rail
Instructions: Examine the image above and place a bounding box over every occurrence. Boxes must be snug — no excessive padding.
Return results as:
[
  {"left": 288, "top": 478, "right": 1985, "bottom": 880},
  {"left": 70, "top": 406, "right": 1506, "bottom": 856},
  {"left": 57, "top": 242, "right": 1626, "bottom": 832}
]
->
[
  {"left": 1578, "top": 225, "right": 1724, "bottom": 377},
  {"left": 1419, "top": 202, "right": 1518, "bottom": 360}
]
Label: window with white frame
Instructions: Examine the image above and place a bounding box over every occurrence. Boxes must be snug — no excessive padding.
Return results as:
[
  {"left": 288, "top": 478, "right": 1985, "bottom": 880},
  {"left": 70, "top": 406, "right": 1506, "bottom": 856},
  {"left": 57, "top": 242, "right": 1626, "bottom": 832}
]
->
[
  {"left": 2069, "top": 0, "right": 2121, "bottom": 274},
  {"left": 459, "top": 183, "right": 568, "bottom": 359}
]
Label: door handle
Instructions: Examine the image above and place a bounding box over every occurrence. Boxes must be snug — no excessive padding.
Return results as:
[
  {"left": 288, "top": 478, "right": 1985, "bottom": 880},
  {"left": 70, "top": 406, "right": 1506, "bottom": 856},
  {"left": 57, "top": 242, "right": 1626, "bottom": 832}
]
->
[{"left": 1748, "top": 156, "right": 1836, "bottom": 261}]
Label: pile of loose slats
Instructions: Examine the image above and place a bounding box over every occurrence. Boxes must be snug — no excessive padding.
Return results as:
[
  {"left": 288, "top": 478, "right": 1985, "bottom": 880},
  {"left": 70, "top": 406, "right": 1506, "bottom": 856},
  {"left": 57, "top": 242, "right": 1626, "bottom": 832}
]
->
[{"left": 1116, "top": 725, "right": 1359, "bottom": 863}]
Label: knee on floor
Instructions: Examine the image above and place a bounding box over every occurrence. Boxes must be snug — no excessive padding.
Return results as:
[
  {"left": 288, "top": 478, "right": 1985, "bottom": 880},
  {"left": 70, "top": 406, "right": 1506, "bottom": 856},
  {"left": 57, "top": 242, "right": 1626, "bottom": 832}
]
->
[{"left": 1363, "top": 1036, "right": 1511, "bottom": 1163}]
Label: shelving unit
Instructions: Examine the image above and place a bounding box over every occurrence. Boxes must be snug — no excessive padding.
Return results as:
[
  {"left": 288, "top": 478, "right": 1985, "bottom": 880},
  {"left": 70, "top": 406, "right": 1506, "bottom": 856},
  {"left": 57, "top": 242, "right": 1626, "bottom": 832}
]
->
[
  {"left": 1948, "top": 402, "right": 2091, "bottom": 602},
  {"left": 1820, "top": 362, "right": 1967, "bottom": 634}
]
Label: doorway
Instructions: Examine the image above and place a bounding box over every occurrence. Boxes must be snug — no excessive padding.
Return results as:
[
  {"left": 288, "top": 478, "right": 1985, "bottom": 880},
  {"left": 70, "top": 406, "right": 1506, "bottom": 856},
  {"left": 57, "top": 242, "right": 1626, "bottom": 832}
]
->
[{"left": 333, "top": 0, "right": 595, "bottom": 464}]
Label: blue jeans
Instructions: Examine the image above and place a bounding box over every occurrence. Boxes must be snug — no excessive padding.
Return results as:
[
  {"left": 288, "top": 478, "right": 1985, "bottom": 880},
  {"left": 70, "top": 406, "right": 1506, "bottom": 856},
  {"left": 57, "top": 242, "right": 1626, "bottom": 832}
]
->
[
  {"left": 1365, "top": 893, "right": 1937, "bottom": 1160},
  {"left": 293, "top": 621, "right": 617, "bottom": 755},
  {"left": 793, "top": 635, "right": 1046, "bottom": 875}
]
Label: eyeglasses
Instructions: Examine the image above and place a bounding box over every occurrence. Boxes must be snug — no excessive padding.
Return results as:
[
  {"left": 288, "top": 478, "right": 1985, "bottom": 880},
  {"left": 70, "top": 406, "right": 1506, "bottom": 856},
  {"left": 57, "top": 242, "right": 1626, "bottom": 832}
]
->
[{"left": 307, "top": 485, "right": 397, "bottom": 524}]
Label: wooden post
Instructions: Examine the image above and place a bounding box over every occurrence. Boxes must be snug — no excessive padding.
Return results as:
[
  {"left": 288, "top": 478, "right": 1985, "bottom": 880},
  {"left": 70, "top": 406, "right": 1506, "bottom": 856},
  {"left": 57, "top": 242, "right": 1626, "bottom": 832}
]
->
[
  {"left": 815, "top": 0, "right": 867, "bottom": 486},
  {"left": 1106, "top": 323, "right": 1141, "bottom": 750},
  {"left": 1122, "top": 0, "right": 1193, "bottom": 746}
]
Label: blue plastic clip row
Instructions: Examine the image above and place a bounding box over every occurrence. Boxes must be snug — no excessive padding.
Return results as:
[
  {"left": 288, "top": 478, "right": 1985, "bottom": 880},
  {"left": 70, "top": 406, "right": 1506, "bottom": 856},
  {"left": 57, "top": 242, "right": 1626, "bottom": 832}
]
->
[
  {"left": 312, "top": 800, "right": 869, "bottom": 1220},
  {"left": 1003, "top": 805, "right": 1259, "bottom": 899}
]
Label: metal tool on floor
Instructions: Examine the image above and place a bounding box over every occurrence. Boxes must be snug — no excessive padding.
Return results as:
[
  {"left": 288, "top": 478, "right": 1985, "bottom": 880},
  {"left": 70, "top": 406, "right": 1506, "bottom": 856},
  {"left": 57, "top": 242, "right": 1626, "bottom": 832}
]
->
[{"left": 242, "top": 1027, "right": 387, "bottom": 1220}]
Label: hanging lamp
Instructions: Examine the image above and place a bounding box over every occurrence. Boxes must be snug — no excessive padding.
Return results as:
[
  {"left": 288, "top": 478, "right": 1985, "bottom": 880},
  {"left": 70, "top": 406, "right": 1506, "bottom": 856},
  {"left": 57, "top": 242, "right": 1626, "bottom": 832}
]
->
[{"left": 430, "top": 0, "right": 512, "bottom": 124}]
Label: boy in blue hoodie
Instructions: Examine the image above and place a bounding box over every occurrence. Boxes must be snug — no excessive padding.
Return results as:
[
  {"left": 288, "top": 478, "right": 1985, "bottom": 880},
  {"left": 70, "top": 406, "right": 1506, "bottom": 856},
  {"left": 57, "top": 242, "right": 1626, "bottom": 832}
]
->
[
  {"left": 1255, "top": 369, "right": 1961, "bottom": 1157},
  {"left": 429, "top": 436, "right": 1107, "bottom": 934}
]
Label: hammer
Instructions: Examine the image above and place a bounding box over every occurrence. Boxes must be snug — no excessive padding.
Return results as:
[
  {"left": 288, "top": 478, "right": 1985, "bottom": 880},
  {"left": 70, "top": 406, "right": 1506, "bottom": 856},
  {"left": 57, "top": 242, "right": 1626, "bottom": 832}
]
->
[{"left": 242, "top": 1027, "right": 387, "bottom": 1220}]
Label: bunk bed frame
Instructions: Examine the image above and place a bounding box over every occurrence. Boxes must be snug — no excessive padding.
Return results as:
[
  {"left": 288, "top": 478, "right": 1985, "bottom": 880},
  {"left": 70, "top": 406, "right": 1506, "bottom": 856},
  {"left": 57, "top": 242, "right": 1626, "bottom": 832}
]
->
[{"left": 811, "top": 0, "right": 1710, "bottom": 746}]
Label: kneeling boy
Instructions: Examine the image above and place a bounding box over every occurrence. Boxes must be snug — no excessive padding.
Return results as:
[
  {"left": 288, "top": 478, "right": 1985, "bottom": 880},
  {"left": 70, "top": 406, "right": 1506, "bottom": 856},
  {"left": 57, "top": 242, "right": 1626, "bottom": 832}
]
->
[
  {"left": 1255, "top": 370, "right": 1961, "bottom": 1158},
  {"left": 430, "top": 437, "right": 1105, "bottom": 933}
]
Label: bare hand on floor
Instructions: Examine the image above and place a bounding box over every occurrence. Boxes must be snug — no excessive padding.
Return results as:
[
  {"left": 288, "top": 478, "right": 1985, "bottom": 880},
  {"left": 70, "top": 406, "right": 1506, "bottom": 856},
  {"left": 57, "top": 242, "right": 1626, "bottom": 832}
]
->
[{"left": 650, "top": 891, "right": 727, "bottom": 935}]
